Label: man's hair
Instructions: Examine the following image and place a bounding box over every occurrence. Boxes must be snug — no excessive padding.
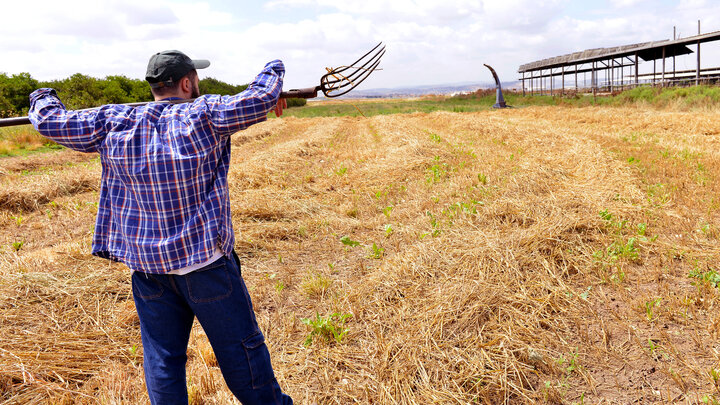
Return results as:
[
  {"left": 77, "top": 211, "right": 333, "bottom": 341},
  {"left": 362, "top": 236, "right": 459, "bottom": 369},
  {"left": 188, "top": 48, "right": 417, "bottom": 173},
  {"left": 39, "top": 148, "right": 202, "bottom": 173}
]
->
[{"left": 150, "top": 69, "right": 198, "bottom": 98}]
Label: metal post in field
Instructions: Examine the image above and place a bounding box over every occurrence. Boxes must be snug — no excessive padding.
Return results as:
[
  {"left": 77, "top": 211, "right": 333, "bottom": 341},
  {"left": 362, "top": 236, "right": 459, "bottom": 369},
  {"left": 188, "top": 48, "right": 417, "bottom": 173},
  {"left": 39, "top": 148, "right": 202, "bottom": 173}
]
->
[
  {"left": 697, "top": 20, "right": 701, "bottom": 85},
  {"left": 662, "top": 46, "right": 666, "bottom": 86},
  {"left": 653, "top": 59, "right": 656, "bottom": 86},
  {"left": 575, "top": 64, "right": 578, "bottom": 92}
]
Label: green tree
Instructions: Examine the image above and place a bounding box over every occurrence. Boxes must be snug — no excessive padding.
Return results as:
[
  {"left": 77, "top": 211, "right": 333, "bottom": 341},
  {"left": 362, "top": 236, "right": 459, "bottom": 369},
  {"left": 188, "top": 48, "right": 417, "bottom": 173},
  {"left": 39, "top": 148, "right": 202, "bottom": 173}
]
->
[
  {"left": 0, "top": 72, "right": 39, "bottom": 114},
  {"left": 199, "top": 77, "right": 249, "bottom": 95}
]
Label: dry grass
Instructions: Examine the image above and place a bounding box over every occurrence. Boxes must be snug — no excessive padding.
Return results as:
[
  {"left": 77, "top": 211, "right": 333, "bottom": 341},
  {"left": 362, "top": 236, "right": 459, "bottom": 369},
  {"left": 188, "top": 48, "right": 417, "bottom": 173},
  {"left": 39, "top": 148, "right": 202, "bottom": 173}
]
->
[{"left": 1, "top": 105, "right": 720, "bottom": 404}]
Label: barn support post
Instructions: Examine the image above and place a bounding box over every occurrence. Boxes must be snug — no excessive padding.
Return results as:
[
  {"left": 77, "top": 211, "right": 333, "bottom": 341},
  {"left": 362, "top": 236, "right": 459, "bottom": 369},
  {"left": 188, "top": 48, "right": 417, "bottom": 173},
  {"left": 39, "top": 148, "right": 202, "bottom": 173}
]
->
[{"left": 662, "top": 46, "right": 666, "bottom": 87}]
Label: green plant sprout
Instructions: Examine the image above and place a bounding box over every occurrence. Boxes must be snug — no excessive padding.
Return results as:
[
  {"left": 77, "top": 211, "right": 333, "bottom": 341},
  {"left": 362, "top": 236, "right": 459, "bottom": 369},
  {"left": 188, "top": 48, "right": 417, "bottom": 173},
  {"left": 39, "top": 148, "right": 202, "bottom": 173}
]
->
[
  {"left": 384, "top": 224, "right": 393, "bottom": 237},
  {"left": 382, "top": 205, "right": 393, "bottom": 218},
  {"left": 274, "top": 281, "right": 286, "bottom": 294},
  {"left": 644, "top": 298, "right": 661, "bottom": 321},
  {"left": 369, "top": 243, "right": 384, "bottom": 259},
  {"left": 340, "top": 236, "right": 360, "bottom": 247},
  {"left": 301, "top": 312, "right": 351, "bottom": 346},
  {"left": 689, "top": 268, "right": 720, "bottom": 288}
]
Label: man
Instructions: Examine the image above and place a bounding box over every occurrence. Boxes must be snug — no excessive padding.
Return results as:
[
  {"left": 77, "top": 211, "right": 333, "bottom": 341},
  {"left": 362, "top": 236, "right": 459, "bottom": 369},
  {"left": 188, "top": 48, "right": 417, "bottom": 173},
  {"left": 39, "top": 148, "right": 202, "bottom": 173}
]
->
[{"left": 28, "top": 50, "right": 292, "bottom": 404}]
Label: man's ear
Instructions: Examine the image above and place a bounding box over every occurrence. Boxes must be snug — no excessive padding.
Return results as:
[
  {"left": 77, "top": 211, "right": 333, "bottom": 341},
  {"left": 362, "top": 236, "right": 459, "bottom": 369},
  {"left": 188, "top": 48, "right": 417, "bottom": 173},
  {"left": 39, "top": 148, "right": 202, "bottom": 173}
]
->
[{"left": 180, "top": 76, "right": 192, "bottom": 94}]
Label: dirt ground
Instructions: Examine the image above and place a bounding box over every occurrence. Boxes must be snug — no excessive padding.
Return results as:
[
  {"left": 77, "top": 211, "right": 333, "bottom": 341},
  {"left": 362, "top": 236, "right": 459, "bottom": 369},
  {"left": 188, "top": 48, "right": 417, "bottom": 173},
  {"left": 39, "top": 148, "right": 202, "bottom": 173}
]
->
[{"left": 1, "top": 105, "right": 720, "bottom": 404}]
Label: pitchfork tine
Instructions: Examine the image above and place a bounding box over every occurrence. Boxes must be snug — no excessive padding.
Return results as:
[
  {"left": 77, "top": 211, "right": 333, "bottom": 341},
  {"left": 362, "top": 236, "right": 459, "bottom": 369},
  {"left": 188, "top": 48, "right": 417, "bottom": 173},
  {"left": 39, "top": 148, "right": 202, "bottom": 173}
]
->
[
  {"left": 323, "top": 46, "right": 385, "bottom": 86},
  {"left": 330, "top": 50, "right": 385, "bottom": 93},
  {"left": 319, "top": 42, "right": 385, "bottom": 97},
  {"left": 323, "top": 43, "right": 384, "bottom": 83}
]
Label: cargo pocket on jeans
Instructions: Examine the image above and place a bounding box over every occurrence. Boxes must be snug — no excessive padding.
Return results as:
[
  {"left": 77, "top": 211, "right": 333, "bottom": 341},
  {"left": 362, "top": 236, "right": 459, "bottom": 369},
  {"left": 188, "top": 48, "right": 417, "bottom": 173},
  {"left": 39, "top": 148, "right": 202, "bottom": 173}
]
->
[{"left": 242, "top": 331, "right": 275, "bottom": 389}]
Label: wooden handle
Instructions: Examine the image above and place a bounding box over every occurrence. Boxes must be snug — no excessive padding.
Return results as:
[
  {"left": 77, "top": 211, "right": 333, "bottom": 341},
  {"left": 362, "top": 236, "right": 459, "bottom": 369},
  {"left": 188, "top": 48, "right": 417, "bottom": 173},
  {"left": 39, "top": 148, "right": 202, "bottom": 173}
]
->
[
  {"left": 0, "top": 116, "right": 31, "bottom": 128},
  {"left": 280, "top": 87, "right": 319, "bottom": 99}
]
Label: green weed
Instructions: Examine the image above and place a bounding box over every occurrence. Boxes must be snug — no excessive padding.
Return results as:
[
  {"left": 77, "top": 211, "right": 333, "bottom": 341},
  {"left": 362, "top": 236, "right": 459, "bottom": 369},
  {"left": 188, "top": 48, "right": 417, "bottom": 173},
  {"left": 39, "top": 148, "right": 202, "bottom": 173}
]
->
[
  {"left": 384, "top": 224, "right": 393, "bottom": 237},
  {"left": 644, "top": 298, "right": 661, "bottom": 322},
  {"left": 368, "top": 243, "right": 384, "bottom": 259},
  {"left": 701, "top": 394, "right": 720, "bottom": 405},
  {"left": 689, "top": 268, "right": 720, "bottom": 288},
  {"left": 301, "top": 312, "right": 351, "bottom": 346},
  {"left": 382, "top": 205, "right": 393, "bottom": 218},
  {"left": 426, "top": 156, "right": 448, "bottom": 183},
  {"left": 607, "top": 237, "right": 639, "bottom": 261},
  {"left": 420, "top": 211, "right": 442, "bottom": 238},
  {"left": 340, "top": 236, "right": 360, "bottom": 247},
  {"left": 274, "top": 281, "right": 286, "bottom": 294},
  {"left": 11, "top": 215, "right": 23, "bottom": 226}
]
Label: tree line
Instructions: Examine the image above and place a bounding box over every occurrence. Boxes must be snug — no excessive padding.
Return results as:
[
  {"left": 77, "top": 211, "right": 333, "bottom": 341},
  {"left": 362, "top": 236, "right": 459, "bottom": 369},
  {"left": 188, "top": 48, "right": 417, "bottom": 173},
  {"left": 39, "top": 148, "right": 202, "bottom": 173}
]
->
[{"left": 0, "top": 72, "right": 305, "bottom": 118}]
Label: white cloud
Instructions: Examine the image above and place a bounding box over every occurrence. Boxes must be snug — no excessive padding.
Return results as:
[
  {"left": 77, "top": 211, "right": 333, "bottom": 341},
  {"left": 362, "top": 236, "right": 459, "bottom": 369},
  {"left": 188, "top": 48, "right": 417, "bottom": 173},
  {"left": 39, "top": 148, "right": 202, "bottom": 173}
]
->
[
  {"left": 608, "top": 0, "right": 647, "bottom": 7},
  {"left": 2, "top": 0, "right": 720, "bottom": 91}
]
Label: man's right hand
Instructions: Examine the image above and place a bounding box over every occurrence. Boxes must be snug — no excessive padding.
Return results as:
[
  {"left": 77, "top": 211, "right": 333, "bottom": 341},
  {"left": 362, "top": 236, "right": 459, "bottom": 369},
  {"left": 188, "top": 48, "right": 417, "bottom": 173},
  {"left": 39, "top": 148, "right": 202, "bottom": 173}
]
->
[{"left": 274, "top": 98, "right": 287, "bottom": 117}]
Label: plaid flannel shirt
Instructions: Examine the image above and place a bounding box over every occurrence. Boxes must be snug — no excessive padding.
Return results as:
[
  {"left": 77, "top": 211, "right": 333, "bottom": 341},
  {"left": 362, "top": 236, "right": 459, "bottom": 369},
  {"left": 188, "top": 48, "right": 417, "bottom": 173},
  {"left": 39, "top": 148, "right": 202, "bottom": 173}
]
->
[{"left": 28, "top": 60, "right": 285, "bottom": 273}]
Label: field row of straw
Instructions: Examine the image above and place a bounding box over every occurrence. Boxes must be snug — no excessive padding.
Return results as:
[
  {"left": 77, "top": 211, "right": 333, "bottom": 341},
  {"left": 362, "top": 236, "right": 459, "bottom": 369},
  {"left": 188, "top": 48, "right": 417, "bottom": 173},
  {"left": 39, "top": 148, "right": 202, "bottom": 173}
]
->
[{"left": 1, "top": 105, "right": 720, "bottom": 404}]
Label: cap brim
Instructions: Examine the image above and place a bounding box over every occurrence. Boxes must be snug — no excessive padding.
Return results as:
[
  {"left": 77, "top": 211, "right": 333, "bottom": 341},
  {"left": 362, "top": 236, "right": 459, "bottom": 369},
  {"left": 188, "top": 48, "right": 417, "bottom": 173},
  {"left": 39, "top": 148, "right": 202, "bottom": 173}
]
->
[{"left": 192, "top": 59, "right": 210, "bottom": 69}]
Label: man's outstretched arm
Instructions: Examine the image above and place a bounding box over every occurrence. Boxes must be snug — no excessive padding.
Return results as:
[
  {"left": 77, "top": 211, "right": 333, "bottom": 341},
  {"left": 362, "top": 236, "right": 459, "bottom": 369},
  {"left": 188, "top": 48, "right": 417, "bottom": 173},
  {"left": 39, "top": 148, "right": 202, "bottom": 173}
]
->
[
  {"left": 28, "top": 89, "right": 108, "bottom": 153},
  {"left": 200, "top": 60, "right": 285, "bottom": 138}
]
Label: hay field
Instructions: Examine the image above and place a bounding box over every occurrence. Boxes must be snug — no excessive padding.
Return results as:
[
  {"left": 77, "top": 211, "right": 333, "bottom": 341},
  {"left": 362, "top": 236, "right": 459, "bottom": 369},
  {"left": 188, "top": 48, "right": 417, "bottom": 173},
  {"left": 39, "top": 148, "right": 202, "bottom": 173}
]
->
[{"left": 2, "top": 105, "right": 720, "bottom": 404}]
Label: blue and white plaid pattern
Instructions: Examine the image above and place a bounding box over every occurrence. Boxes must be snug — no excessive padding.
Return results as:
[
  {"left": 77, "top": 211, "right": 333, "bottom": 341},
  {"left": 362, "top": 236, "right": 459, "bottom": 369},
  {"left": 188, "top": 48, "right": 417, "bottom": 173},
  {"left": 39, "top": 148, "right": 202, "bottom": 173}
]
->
[{"left": 29, "top": 60, "right": 285, "bottom": 273}]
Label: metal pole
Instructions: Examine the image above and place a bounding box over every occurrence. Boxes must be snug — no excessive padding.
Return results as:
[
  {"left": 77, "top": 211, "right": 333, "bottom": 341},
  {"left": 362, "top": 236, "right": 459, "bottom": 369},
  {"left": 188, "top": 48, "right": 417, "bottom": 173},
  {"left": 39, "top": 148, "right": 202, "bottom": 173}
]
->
[
  {"left": 653, "top": 58, "right": 656, "bottom": 86},
  {"left": 610, "top": 58, "right": 614, "bottom": 93},
  {"left": 697, "top": 20, "right": 701, "bottom": 85},
  {"left": 575, "top": 64, "right": 578, "bottom": 92},
  {"left": 673, "top": 26, "right": 676, "bottom": 85},
  {"left": 562, "top": 67, "right": 565, "bottom": 96},
  {"left": 662, "top": 46, "right": 666, "bottom": 86},
  {"left": 550, "top": 68, "right": 554, "bottom": 96},
  {"left": 592, "top": 61, "right": 596, "bottom": 96},
  {"left": 635, "top": 52, "right": 639, "bottom": 87}
]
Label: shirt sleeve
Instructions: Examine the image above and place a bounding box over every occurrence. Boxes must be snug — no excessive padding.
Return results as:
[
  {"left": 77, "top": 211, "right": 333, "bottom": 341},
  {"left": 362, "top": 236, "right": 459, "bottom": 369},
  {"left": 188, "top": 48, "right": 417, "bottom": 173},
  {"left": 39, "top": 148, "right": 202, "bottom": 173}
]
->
[
  {"left": 200, "top": 60, "right": 285, "bottom": 138},
  {"left": 28, "top": 88, "right": 107, "bottom": 153}
]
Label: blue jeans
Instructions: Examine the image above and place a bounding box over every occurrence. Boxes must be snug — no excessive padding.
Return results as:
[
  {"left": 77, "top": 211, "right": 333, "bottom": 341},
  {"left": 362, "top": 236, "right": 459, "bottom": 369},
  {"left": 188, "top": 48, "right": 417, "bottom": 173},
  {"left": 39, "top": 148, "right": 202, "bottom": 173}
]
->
[{"left": 131, "top": 252, "right": 293, "bottom": 405}]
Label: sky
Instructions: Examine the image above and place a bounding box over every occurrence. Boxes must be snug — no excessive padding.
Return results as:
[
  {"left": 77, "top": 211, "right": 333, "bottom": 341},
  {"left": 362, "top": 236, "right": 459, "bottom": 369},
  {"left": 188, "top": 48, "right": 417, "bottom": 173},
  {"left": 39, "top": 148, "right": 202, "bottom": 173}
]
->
[{"left": 1, "top": 0, "right": 720, "bottom": 91}]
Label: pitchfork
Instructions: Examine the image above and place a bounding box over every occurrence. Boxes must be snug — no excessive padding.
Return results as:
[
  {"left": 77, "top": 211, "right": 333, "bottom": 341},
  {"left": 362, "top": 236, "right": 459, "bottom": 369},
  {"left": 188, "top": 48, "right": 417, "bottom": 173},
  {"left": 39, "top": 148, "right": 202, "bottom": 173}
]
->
[
  {"left": 281, "top": 42, "right": 385, "bottom": 98},
  {"left": 0, "top": 43, "right": 385, "bottom": 127}
]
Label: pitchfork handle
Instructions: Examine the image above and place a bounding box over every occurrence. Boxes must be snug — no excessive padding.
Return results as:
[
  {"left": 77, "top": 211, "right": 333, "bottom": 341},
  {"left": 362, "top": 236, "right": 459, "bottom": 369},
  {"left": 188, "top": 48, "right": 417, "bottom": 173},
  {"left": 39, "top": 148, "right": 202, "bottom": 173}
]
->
[
  {"left": 0, "top": 88, "right": 322, "bottom": 128},
  {"left": 280, "top": 87, "right": 319, "bottom": 99},
  {"left": 0, "top": 117, "right": 30, "bottom": 128}
]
